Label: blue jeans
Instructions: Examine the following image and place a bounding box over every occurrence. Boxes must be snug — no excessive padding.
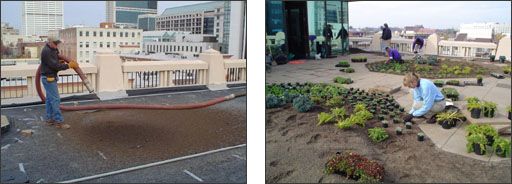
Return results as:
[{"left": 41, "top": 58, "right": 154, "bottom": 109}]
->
[{"left": 41, "top": 76, "right": 63, "bottom": 122}]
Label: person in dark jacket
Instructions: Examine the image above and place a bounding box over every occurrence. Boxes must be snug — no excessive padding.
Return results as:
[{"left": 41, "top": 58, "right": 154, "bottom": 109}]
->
[
  {"left": 323, "top": 24, "right": 333, "bottom": 57},
  {"left": 40, "top": 36, "right": 79, "bottom": 129},
  {"left": 336, "top": 26, "right": 349, "bottom": 55},
  {"left": 412, "top": 37, "right": 425, "bottom": 54},
  {"left": 380, "top": 23, "right": 392, "bottom": 55}
]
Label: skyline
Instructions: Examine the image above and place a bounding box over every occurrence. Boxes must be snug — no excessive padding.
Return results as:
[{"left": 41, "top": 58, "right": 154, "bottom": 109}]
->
[
  {"left": 1, "top": 1, "right": 210, "bottom": 30},
  {"left": 1, "top": 1, "right": 511, "bottom": 31}
]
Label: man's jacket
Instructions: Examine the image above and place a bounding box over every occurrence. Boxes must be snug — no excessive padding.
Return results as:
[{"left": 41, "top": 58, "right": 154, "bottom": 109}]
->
[{"left": 40, "top": 43, "right": 69, "bottom": 78}]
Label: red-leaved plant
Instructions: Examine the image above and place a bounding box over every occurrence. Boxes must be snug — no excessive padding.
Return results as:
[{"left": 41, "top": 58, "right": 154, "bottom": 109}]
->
[{"left": 324, "top": 152, "right": 384, "bottom": 182}]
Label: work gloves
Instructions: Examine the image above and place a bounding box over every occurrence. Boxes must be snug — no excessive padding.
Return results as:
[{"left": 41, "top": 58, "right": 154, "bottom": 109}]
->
[{"left": 68, "top": 60, "right": 79, "bottom": 69}]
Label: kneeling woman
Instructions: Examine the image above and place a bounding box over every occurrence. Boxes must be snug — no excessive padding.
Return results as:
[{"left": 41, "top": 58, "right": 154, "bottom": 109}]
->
[{"left": 402, "top": 73, "right": 446, "bottom": 123}]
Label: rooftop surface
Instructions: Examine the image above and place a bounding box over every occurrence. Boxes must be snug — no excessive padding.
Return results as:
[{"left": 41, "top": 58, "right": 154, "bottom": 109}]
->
[
  {"left": 266, "top": 53, "right": 511, "bottom": 162},
  {"left": 1, "top": 87, "right": 246, "bottom": 183}
]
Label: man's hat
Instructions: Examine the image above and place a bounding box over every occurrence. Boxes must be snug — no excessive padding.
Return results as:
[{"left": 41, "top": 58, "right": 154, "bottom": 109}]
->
[{"left": 47, "top": 35, "right": 62, "bottom": 44}]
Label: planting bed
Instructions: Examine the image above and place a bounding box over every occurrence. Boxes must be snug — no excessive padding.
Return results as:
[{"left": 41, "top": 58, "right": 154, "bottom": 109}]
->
[
  {"left": 365, "top": 59, "right": 503, "bottom": 78},
  {"left": 265, "top": 83, "right": 511, "bottom": 183}
]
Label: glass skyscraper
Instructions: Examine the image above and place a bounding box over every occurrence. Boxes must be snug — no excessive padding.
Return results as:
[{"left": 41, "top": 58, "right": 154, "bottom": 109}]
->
[
  {"left": 106, "top": 1, "right": 157, "bottom": 28},
  {"left": 265, "top": 0, "right": 349, "bottom": 59}
]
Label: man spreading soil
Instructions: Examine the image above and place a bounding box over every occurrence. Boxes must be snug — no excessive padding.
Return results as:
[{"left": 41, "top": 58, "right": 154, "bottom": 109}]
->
[
  {"left": 40, "top": 36, "right": 79, "bottom": 129},
  {"left": 402, "top": 72, "right": 445, "bottom": 123},
  {"left": 412, "top": 36, "right": 425, "bottom": 54}
]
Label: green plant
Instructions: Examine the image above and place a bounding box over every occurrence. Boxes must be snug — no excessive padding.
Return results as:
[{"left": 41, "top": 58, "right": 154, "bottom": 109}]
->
[
  {"left": 433, "top": 80, "right": 444, "bottom": 87},
  {"left": 446, "top": 80, "right": 460, "bottom": 86},
  {"left": 368, "top": 127, "right": 389, "bottom": 143},
  {"left": 466, "top": 101, "right": 483, "bottom": 111},
  {"left": 492, "top": 137, "right": 511, "bottom": 157},
  {"left": 331, "top": 107, "right": 347, "bottom": 120},
  {"left": 266, "top": 94, "right": 284, "bottom": 108},
  {"left": 503, "top": 66, "right": 511, "bottom": 74},
  {"left": 268, "top": 84, "right": 285, "bottom": 97},
  {"left": 465, "top": 96, "right": 480, "bottom": 105},
  {"left": 344, "top": 67, "right": 355, "bottom": 73},
  {"left": 481, "top": 101, "right": 497, "bottom": 117},
  {"left": 283, "top": 90, "right": 300, "bottom": 103},
  {"left": 436, "top": 111, "right": 464, "bottom": 124},
  {"left": 461, "top": 66, "right": 472, "bottom": 75},
  {"left": 334, "top": 76, "right": 353, "bottom": 84},
  {"left": 354, "top": 103, "right": 366, "bottom": 113},
  {"left": 292, "top": 95, "right": 313, "bottom": 112},
  {"left": 441, "top": 88, "right": 459, "bottom": 101},
  {"left": 479, "top": 123, "right": 499, "bottom": 139},
  {"left": 325, "top": 96, "right": 343, "bottom": 107},
  {"left": 507, "top": 105, "right": 512, "bottom": 113},
  {"left": 337, "top": 60, "right": 350, "bottom": 67},
  {"left": 318, "top": 112, "right": 335, "bottom": 126},
  {"left": 466, "top": 133, "right": 488, "bottom": 153},
  {"left": 476, "top": 75, "right": 483, "bottom": 80}
]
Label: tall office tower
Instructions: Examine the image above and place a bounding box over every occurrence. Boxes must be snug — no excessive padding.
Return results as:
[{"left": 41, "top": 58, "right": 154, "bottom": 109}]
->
[
  {"left": 106, "top": 1, "right": 157, "bottom": 29},
  {"left": 21, "top": 1, "right": 64, "bottom": 36}
]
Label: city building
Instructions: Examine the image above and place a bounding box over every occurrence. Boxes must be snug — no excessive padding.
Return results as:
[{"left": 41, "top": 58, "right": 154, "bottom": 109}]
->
[
  {"left": 265, "top": 0, "right": 349, "bottom": 59},
  {"left": 21, "top": 1, "right": 64, "bottom": 36},
  {"left": 156, "top": 1, "right": 225, "bottom": 41},
  {"left": 138, "top": 14, "right": 157, "bottom": 31},
  {"left": 16, "top": 42, "right": 46, "bottom": 59},
  {"left": 59, "top": 26, "right": 143, "bottom": 63},
  {"left": 458, "top": 22, "right": 511, "bottom": 40},
  {"left": 106, "top": 1, "right": 157, "bottom": 29},
  {"left": 142, "top": 31, "right": 220, "bottom": 59},
  {"left": 1, "top": 22, "right": 19, "bottom": 36},
  {"left": 220, "top": 1, "right": 246, "bottom": 59}
]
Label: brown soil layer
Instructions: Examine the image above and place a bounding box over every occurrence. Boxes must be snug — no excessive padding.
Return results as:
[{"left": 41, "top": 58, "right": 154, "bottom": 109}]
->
[
  {"left": 366, "top": 59, "right": 507, "bottom": 79},
  {"left": 60, "top": 107, "right": 246, "bottom": 165},
  {"left": 265, "top": 106, "right": 511, "bottom": 183}
]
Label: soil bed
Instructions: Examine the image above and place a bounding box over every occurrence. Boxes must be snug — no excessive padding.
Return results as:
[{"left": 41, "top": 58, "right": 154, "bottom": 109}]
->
[
  {"left": 265, "top": 106, "right": 511, "bottom": 183},
  {"left": 365, "top": 59, "right": 504, "bottom": 79}
]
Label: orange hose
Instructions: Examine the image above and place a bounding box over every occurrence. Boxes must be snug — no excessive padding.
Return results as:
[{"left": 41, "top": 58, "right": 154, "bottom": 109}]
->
[{"left": 35, "top": 65, "right": 244, "bottom": 111}]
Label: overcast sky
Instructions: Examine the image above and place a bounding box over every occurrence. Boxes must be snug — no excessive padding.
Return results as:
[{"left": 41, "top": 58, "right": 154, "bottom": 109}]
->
[
  {"left": 348, "top": 1, "right": 511, "bottom": 29},
  {"left": 1, "top": 1, "right": 511, "bottom": 30},
  {"left": 1, "top": 1, "right": 209, "bottom": 29}
]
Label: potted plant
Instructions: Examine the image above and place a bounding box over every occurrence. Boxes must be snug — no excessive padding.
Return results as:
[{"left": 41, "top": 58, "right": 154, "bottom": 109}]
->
[
  {"left": 417, "top": 133, "right": 425, "bottom": 141},
  {"left": 382, "top": 120, "right": 389, "bottom": 128},
  {"left": 479, "top": 125, "right": 499, "bottom": 146},
  {"left": 476, "top": 75, "right": 483, "bottom": 85},
  {"left": 503, "top": 66, "right": 511, "bottom": 75},
  {"left": 492, "top": 137, "right": 511, "bottom": 158},
  {"left": 481, "top": 101, "right": 497, "bottom": 118},
  {"left": 441, "top": 88, "right": 459, "bottom": 101},
  {"left": 378, "top": 115, "right": 385, "bottom": 121},
  {"left": 395, "top": 127, "right": 402, "bottom": 135},
  {"left": 499, "top": 56, "right": 506, "bottom": 63},
  {"left": 343, "top": 67, "right": 355, "bottom": 73},
  {"left": 368, "top": 127, "right": 389, "bottom": 143},
  {"left": 467, "top": 101, "right": 483, "bottom": 119},
  {"left": 405, "top": 122, "right": 412, "bottom": 129},
  {"left": 489, "top": 55, "right": 496, "bottom": 62},
  {"left": 436, "top": 111, "right": 465, "bottom": 129},
  {"left": 466, "top": 133, "right": 488, "bottom": 155}
]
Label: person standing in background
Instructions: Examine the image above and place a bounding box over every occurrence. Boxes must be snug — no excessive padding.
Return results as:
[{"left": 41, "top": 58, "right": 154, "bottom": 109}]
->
[{"left": 380, "top": 23, "right": 392, "bottom": 55}]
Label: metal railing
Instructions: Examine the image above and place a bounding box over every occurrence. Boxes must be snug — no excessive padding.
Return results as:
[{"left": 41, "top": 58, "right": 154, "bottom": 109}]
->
[{"left": 224, "top": 59, "right": 246, "bottom": 84}]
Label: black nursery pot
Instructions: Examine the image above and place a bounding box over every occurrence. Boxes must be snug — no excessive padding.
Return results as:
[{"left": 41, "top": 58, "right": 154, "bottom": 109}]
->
[
  {"left": 486, "top": 135, "right": 494, "bottom": 146},
  {"left": 383, "top": 122, "right": 389, "bottom": 128},
  {"left": 477, "top": 78, "right": 483, "bottom": 84},
  {"left": 470, "top": 108, "right": 481, "bottom": 119},
  {"left": 441, "top": 120, "right": 452, "bottom": 129},
  {"left": 417, "top": 134, "right": 424, "bottom": 141},
  {"left": 496, "top": 147, "right": 506, "bottom": 157},
  {"left": 396, "top": 129, "right": 402, "bottom": 135},
  {"left": 508, "top": 112, "right": 511, "bottom": 120},
  {"left": 405, "top": 123, "right": 412, "bottom": 129},
  {"left": 473, "top": 143, "right": 486, "bottom": 155}
]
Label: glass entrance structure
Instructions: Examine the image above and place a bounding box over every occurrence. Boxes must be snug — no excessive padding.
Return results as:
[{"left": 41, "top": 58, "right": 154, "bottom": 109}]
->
[{"left": 265, "top": 0, "right": 349, "bottom": 59}]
